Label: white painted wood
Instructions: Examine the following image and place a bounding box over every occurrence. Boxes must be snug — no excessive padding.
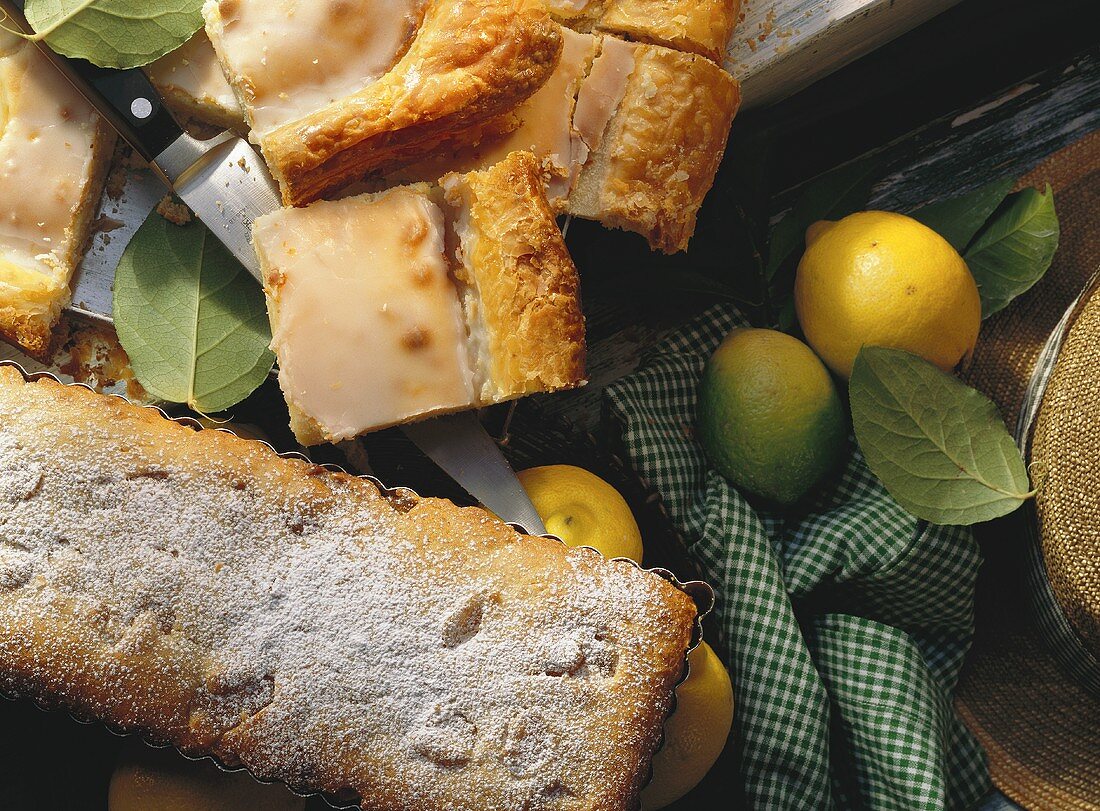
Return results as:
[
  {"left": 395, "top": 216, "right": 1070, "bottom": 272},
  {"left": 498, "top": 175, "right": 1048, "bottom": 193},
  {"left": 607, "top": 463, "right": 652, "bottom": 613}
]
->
[{"left": 728, "top": 0, "right": 964, "bottom": 108}]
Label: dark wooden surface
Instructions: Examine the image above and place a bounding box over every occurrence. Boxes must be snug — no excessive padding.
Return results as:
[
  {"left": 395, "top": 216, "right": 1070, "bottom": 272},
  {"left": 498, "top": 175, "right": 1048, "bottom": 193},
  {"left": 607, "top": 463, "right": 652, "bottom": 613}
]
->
[{"left": 2, "top": 0, "right": 1095, "bottom": 806}]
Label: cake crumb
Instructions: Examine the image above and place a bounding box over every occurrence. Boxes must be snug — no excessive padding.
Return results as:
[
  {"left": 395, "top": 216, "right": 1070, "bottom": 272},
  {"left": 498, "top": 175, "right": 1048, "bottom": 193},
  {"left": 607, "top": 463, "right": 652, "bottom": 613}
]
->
[
  {"left": 105, "top": 165, "right": 128, "bottom": 200},
  {"left": 156, "top": 195, "right": 193, "bottom": 226},
  {"left": 91, "top": 214, "right": 125, "bottom": 235},
  {"left": 55, "top": 319, "right": 147, "bottom": 401}
]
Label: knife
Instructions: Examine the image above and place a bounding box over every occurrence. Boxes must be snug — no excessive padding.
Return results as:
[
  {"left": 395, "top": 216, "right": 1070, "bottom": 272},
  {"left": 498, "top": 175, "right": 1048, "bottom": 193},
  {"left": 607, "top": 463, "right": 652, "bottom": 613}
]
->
[{"left": 2, "top": 1, "right": 547, "bottom": 535}]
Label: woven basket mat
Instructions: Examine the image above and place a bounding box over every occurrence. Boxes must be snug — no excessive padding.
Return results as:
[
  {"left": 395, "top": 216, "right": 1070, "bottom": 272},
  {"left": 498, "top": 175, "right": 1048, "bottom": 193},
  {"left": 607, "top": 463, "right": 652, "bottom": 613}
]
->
[{"left": 956, "top": 128, "right": 1100, "bottom": 811}]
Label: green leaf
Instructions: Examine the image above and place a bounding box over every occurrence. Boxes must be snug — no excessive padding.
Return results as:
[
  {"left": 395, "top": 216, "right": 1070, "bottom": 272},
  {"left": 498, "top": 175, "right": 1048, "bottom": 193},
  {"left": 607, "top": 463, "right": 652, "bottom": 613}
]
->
[
  {"left": 850, "top": 347, "right": 1034, "bottom": 526},
  {"left": 765, "top": 153, "right": 887, "bottom": 280},
  {"left": 909, "top": 177, "right": 1015, "bottom": 252},
  {"left": 114, "top": 211, "right": 275, "bottom": 413},
  {"left": 23, "top": 0, "right": 203, "bottom": 69},
  {"left": 965, "top": 184, "right": 1059, "bottom": 317}
]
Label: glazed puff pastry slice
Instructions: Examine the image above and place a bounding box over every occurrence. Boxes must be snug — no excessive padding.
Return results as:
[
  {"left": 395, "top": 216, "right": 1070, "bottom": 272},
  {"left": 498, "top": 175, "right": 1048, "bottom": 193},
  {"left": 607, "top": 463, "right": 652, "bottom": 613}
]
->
[
  {"left": 395, "top": 30, "right": 740, "bottom": 253},
  {"left": 0, "top": 364, "right": 700, "bottom": 811},
  {"left": 204, "top": 0, "right": 562, "bottom": 206},
  {"left": 389, "top": 27, "right": 599, "bottom": 210},
  {"left": 568, "top": 36, "right": 740, "bottom": 253},
  {"left": 0, "top": 33, "right": 114, "bottom": 359},
  {"left": 255, "top": 151, "right": 585, "bottom": 446}
]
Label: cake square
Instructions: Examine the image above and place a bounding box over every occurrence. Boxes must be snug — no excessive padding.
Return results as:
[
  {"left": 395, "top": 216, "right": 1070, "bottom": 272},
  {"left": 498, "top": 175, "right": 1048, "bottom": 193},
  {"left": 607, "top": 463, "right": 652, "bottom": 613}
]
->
[
  {"left": 0, "top": 34, "right": 114, "bottom": 359},
  {"left": 144, "top": 30, "right": 247, "bottom": 132},
  {"left": 255, "top": 151, "right": 586, "bottom": 446},
  {"left": 255, "top": 185, "right": 478, "bottom": 443}
]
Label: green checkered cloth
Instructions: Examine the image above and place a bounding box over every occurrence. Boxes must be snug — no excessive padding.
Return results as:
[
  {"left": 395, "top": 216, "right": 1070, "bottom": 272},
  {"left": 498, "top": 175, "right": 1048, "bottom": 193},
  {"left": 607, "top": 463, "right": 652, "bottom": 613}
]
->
[{"left": 605, "top": 304, "right": 991, "bottom": 810}]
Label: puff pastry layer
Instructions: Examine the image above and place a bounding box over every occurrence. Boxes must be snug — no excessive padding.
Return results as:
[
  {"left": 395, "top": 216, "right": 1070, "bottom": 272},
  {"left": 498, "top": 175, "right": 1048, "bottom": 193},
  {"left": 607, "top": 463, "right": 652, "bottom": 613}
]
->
[
  {"left": 205, "top": 0, "right": 562, "bottom": 206},
  {"left": 255, "top": 151, "right": 585, "bottom": 446},
  {"left": 0, "top": 364, "right": 697, "bottom": 810},
  {"left": 540, "top": 0, "right": 740, "bottom": 63},
  {"left": 0, "top": 34, "right": 114, "bottom": 359}
]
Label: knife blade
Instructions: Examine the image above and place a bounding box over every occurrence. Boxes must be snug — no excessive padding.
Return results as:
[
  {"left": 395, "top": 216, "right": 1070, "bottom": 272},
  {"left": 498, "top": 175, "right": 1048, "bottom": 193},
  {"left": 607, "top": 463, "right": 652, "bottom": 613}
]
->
[
  {"left": 0, "top": 0, "right": 274, "bottom": 281},
  {"left": 402, "top": 412, "right": 547, "bottom": 535},
  {"left": 3, "top": 1, "right": 547, "bottom": 533}
]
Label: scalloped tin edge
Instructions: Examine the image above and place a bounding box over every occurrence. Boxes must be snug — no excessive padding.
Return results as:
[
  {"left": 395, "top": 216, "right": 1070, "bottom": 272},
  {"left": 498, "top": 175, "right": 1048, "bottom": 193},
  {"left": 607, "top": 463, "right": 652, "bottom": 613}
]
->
[{"left": 0, "top": 360, "right": 716, "bottom": 810}]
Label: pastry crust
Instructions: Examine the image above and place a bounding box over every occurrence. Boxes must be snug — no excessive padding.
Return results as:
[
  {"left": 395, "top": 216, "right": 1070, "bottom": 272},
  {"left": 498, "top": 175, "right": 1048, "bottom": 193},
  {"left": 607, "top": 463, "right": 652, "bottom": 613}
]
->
[
  {"left": 597, "top": 0, "right": 739, "bottom": 63},
  {"left": 207, "top": 0, "right": 563, "bottom": 206},
  {"left": 570, "top": 40, "right": 740, "bottom": 253},
  {"left": 144, "top": 31, "right": 247, "bottom": 133},
  {"left": 391, "top": 27, "right": 598, "bottom": 211},
  {"left": 443, "top": 151, "right": 587, "bottom": 401},
  {"left": 0, "top": 36, "right": 114, "bottom": 360},
  {"left": 0, "top": 364, "right": 697, "bottom": 810},
  {"left": 539, "top": 0, "right": 739, "bottom": 62}
]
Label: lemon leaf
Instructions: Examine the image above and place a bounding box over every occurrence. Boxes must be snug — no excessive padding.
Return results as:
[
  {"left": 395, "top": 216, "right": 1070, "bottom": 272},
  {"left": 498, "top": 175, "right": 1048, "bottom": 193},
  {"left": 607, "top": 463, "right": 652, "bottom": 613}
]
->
[
  {"left": 964, "top": 184, "right": 1059, "bottom": 317},
  {"left": 113, "top": 211, "right": 274, "bottom": 413},
  {"left": 909, "top": 177, "right": 1015, "bottom": 252},
  {"left": 850, "top": 347, "right": 1034, "bottom": 526},
  {"left": 22, "top": 0, "right": 202, "bottom": 69}
]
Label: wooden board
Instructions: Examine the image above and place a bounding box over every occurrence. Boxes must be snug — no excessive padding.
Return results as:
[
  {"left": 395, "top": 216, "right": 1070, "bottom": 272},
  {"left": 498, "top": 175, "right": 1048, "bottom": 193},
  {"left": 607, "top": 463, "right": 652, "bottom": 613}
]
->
[{"left": 729, "top": 0, "right": 962, "bottom": 108}]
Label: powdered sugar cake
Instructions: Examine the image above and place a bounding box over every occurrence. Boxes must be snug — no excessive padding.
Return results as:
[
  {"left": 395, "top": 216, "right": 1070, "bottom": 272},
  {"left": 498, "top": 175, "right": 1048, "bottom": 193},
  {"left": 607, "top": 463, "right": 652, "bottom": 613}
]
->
[{"left": 0, "top": 364, "right": 701, "bottom": 810}]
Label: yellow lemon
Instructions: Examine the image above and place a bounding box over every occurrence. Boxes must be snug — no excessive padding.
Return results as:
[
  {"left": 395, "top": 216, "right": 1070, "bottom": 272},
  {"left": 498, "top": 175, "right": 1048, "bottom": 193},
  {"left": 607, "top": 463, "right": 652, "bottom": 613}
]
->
[
  {"left": 641, "top": 641, "right": 735, "bottom": 809},
  {"left": 517, "top": 465, "right": 644, "bottom": 563},
  {"left": 794, "top": 211, "right": 981, "bottom": 378},
  {"left": 109, "top": 742, "right": 305, "bottom": 811}
]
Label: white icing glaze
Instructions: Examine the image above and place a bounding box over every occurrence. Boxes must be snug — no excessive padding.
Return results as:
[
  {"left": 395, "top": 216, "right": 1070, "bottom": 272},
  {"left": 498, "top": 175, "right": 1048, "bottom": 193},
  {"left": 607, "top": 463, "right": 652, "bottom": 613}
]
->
[
  {"left": 541, "top": 0, "right": 596, "bottom": 18},
  {"left": 0, "top": 36, "right": 101, "bottom": 309},
  {"left": 440, "top": 175, "right": 492, "bottom": 400},
  {"left": 208, "top": 0, "right": 424, "bottom": 135},
  {"left": 475, "top": 29, "right": 596, "bottom": 204},
  {"left": 256, "top": 188, "right": 476, "bottom": 439},
  {"left": 145, "top": 30, "right": 242, "bottom": 120},
  {"left": 572, "top": 35, "right": 636, "bottom": 157}
]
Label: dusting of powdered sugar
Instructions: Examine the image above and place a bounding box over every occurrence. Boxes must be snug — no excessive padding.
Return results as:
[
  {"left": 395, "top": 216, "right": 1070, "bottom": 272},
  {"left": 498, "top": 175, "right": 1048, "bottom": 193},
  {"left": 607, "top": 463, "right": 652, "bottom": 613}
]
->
[{"left": 0, "top": 377, "right": 694, "bottom": 811}]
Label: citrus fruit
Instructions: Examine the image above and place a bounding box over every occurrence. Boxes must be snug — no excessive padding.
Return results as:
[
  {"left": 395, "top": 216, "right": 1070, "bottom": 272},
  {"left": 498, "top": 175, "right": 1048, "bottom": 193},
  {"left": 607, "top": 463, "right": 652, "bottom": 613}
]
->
[
  {"left": 794, "top": 210, "right": 981, "bottom": 378},
  {"left": 108, "top": 742, "right": 305, "bottom": 811},
  {"left": 640, "top": 641, "right": 735, "bottom": 810},
  {"left": 517, "top": 465, "right": 644, "bottom": 563},
  {"left": 697, "top": 327, "right": 847, "bottom": 505}
]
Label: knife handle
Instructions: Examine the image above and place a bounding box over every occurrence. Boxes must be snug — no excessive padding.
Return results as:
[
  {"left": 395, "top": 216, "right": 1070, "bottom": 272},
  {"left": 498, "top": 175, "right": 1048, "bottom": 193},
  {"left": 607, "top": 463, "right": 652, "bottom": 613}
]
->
[{"left": 0, "top": 0, "right": 184, "bottom": 164}]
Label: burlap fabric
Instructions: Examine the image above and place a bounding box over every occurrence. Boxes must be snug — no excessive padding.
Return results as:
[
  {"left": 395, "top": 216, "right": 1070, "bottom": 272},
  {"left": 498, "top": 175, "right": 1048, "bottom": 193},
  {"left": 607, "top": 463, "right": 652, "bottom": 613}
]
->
[{"left": 955, "top": 129, "right": 1100, "bottom": 810}]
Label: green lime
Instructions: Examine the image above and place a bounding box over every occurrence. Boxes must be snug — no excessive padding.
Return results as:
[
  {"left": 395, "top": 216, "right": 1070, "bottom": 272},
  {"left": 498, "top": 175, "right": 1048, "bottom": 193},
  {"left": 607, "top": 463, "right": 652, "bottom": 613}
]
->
[{"left": 697, "top": 328, "right": 847, "bottom": 505}]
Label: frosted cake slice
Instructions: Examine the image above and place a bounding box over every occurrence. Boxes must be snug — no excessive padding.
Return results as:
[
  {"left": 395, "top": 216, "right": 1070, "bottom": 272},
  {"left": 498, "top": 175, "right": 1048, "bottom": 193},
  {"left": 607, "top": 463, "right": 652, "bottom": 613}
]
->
[
  {"left": 254, "top": 151, "right": 586, "bottom": 446},
  {"left": 144, "top": 30, "right": 246, "bottom": 132},
  {"left": 0, "top": 33, "right": 114, "bottom": 359}
]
